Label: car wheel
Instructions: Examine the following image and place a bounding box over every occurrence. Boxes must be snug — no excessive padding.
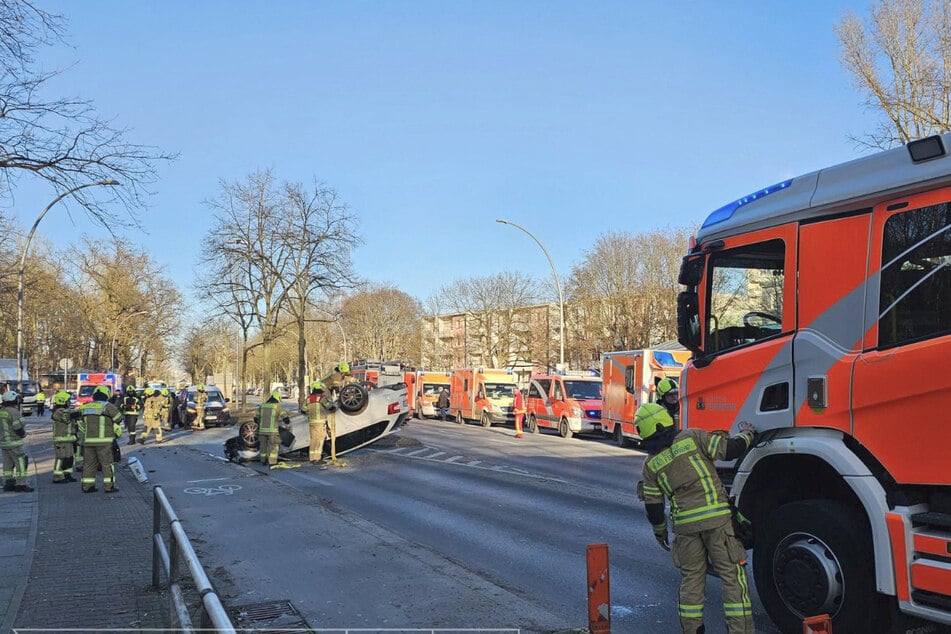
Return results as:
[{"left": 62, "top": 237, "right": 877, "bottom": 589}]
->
[
  {"left": 559, "top": 418, "right": 573, "bottom": 439},
  {"left": 614, "top": 424, "right": 629, "bottom": 448},
  {"left": 754, "top": 499, "right": 885, "bottom": 633},
  {"left": 528, "top": 415, "right": 539, "bottom": 434},
  {"left": 338, "top": 383, "right": 369, "bottom": 414},
  {"left": 239, "top": 421, "right": 259, "bottom": 449},
  {"left": 455, "top": 411, "right": 464, "bottom": 425},
  {"left": 480, "top": 412, "right": 491, "bottom": 427}
]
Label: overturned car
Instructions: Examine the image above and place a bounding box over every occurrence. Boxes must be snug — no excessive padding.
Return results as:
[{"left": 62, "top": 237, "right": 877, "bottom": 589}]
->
[{"left": 224, "top": 382, "right": 408, "bottom": 463}]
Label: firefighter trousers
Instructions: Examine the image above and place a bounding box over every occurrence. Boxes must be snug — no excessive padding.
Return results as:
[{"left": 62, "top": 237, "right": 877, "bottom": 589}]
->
[
  {"left": 53, "top": 441, "right": 74, "bottom": 481},
  {"left": 672, "top": 522, "right": 753, "bottom": 634},
  {"left": 81, "top": 444, "right": 115, "bottom": 492},
  {"left": 259, "top": 432, "right": 279, "bottom": 465},
  {"left": 2, "top": 446, "right": 27, "bottom": 485},
  {"left": 309, "top": 422, "right": 326, "bottom": 461}
]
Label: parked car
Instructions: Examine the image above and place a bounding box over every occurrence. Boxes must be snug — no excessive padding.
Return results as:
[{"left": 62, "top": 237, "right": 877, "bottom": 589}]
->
[
  {"left": 185, "top": 385, "right": 232, "bottom": 427},
  {"left": 2, "top": 380, "right": 38, "bottom": 416}
]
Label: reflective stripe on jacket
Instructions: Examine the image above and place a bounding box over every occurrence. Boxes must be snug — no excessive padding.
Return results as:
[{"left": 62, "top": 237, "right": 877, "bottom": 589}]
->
[
  {"left": 642, "top": 428, "right": 738, "bottom": 535},
  {"left": 0, "top": 407, "right": 25, "bottom": 448},
  {"left": 79, "top": 401, "right": 123, "bottom": 445},
  {"left": 256, "top": 402, "right": 287, "bottom": 434},
  {"left": 52, "top": 407, "right": 76, "bottom": 442}
]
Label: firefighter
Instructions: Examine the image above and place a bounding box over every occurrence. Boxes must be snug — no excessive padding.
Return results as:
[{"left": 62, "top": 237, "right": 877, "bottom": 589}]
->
[
  {"left": 254, "top": 389, "right": 291, "bottom": 467},
  {"left": 51, "top": 390, "right": 78, "bottom": 483},
  {"left": 513, "top": 387, "right": 525, "bottom": 438},
  {"left": 1, "top": 391, "right": 32, "bottom": 492},
  {"left": 300, "top": 381, "right": 328, "bottom": 463},
  {"left": 657, "top": 378, "right": 680, "bottom": 423},
  {"left": 122, "top": 385, "right": 141, "bottom": 445},
  {"left": 322, "top": 362, "right": 351, "bottom": 398},
  {"left": 636, "top": 400, "right": 756, "bottom": 634},
  {"left": 193, "top": 384, "right": 208, "bottom": 431},
  {"left": 78, "top": 385, "right": 124, "bottom": 493},
  {"left": 158, "top": 388, "right": 172, "bottom": 431},
  {"left": 138, "top": 388, "right": 164, "bottom": 444}
]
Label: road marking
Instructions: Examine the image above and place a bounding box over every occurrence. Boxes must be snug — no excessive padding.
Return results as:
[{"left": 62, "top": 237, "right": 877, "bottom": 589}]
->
[
  {"left": 467, "top": 460, "right": 482, "bottom": 466},
  {"left": 366, "top": 448, "right": 570, "bottom": 484},
  {"left": 186, "top": 477, "right": 229, "bottom": 483},
  {"left": 425, "top": 451, "right": 445, "bottom": 459},
  {"left": 183, "top": 484, "right": 242, "bottom": 495},
  {"left": 445, "top": 455, "right": 463, "bottom": 462},
  {"left": 405, "top": 448, "right": 431, "bottom": 456}
]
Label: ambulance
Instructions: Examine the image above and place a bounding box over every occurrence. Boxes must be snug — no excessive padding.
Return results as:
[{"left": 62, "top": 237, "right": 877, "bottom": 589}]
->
[
  {"left": 600, "top": 349, "right": 690, "bottom": 447},
  {"left": 449, "top": 367, "right": 516, "bottom": 427},
  {"left": 411, "top": 371, "right": 451, "bottom": 418},
  {"left": 525, "top": 372, "right": 602, "bottom": 438},
  {"left": 676, "top": 133, "right": 951, "bottom": 632}
]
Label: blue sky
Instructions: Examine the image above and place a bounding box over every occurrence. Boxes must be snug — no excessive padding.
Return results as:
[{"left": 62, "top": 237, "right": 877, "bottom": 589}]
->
[{"left": 11, "top": 0, "right": 874, "bottom": 314}]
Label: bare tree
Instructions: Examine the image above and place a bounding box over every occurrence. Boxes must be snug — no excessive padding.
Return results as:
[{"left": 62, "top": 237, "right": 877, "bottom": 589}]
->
[
  {"left": 0, "top": 1, "right": 175, "bottom": 224},
  {"left": 201, "top": 171, "right": 361, "bottom": 401},
  {"left": 282, "top": 180, "right": 360, "bottom": 405},
  {"left": 342, "top": 284, "right": 422, "bottom": 362},
  {"left": 836, "top": 0, "right": 951, "bottom": 149},
  {"left": 439, "top": 272, "right": 540, "bottom": 368},
  {"left": 567, "top": 228, "right": 688, "bottom": 356}
]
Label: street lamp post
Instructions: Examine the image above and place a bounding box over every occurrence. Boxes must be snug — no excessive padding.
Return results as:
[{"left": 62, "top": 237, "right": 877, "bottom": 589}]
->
[
  {"left": 17, "top": 179, "right": 120, "bottom": 386},
  {"left": 496, "top": 218, "right": 566, "bottom": 370},
  {"left": 111, "top": 310, "right": 147, "bottom": 373}
]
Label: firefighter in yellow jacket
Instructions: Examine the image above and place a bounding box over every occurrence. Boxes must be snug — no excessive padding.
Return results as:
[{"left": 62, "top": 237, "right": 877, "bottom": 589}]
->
[
  {"left": 138, "top": 388, "right": 163, "bottom": 444},
  {"left": 300, "top": 381, "right": 327, "bottom": 463},
  {"left": 51, "top": 390, "right": 78, "bottom": 483},
  {"left": 1, "top": 391, "right": 32, "bottom": 492},
  {"left": 254, "top": 390, "right": 291, "bottom": 467},
  {"left": 79, "top": 386, "right": 124, "bottom": 493},
  {"left": 637, "top": 398, "right": 756, "bottom": 634}
]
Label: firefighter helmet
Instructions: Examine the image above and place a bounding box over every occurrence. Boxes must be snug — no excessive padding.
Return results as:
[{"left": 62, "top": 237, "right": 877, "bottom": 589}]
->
[
  {"left": 270, "top": 390, "right": 282, "bottom": 402},
  {"left": 657, "top": 378, "right": 679, "bottom": 400},
  {"left": 338, "top": 362, "right": 350, "bottom": 373},
  {"left": 310, "top": 380, "right": 324, "bottom": 392},
  {"left": 144, "top": 387, "right": 155, "bottom": 396},
  {"left": 198, "top": 384, "right": 205, "bottom": 391},
  {"left": 93, "top": 385, "right": 110, "bottom": 400},
  {"left": 635, "top": 402, "right": 674, "bottom": 439},
  {"left": 53, "top": 390, "right": 71, "bottom": 406}
]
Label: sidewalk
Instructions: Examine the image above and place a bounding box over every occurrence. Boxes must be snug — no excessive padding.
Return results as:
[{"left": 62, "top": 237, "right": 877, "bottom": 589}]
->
[{"left": 0, "top": 415, "right": 169, "bottom": 633}]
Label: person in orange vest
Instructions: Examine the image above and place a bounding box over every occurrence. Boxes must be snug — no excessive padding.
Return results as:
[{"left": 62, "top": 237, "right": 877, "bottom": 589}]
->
[
  {"left": 513, "top": 387, "right": 526, "bottom": 438},
  {"left": 637, "top": 399, "right": 756, "bottom": 634}
]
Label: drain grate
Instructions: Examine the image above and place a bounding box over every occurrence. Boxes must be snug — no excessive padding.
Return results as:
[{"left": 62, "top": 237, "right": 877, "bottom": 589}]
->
[{"left": 229, "top": 599, "right": 312, "bottom": 631}]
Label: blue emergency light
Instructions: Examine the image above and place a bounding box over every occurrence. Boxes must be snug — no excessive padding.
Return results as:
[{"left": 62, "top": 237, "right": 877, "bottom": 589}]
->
[{"left": 701, "top": 178, "right": 793, "bottom": 230}]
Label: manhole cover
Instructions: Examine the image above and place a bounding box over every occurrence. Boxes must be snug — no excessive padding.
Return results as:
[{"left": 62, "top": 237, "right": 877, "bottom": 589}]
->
[{"left": 228, "top": 599, "right": 311, "bottom": 631}]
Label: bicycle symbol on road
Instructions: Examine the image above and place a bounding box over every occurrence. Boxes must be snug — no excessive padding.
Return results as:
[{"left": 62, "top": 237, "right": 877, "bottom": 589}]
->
[{"left": 183, "top": 484, "right": 242, "bottom": 496}]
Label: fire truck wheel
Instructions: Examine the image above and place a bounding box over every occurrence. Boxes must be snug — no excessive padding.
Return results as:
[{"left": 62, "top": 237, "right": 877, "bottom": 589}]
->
[
  {"left": 338, "top": 383, "right": 369, "bottom": 414},
  {"left": 455, "top": 411, "right": 464, "bottom": 425},
  {"left": 559, "top": 418, "right": 573, "bottom": 439},
  {"left": 528, "top": 415, "right": 539, "bottom": 434},
  {"left": 754, "top": 499, "right": 882, "bottom": 633},
  {"left": 480, "top": 412, "right": 491, "bottom": 427},
  {"left": 614, "top": 425, "right": 629, "bottom": 448}
]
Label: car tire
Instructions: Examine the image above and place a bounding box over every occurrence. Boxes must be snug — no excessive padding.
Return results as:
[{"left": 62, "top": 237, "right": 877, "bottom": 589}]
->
[
  {"left": 338, "top": 383, "right": 369, "bottom": 414},
  {"left": 455, "top": 411, "right": 464, "bottom": 425},
  {"left": 754, "top": 499, "right": 885, "bottom": 633},
  {"left": 480, "top": 412, "right": 491, "bottom": 427},
  {"left": 559, "top": 418, "right": 573, "bottom": 439},
  {"left": 239, "top": 421, "right": 259, "bottom": 449},
  {"left": 614, "top": 424, "right": 629, "bottom": 448},
  {"left": 527, "top": 414, "right": 539, "bottom": 434}
]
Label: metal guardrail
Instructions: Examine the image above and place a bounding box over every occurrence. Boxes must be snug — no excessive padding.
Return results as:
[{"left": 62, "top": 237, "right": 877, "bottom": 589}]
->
[{"left": 151, "top": 485, "right": 236, "bottom": 633}]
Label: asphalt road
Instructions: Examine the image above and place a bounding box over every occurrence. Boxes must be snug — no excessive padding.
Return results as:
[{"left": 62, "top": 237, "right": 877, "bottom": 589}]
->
[{"left": 127, "top": 413, "right": 781, "bottom": 633}]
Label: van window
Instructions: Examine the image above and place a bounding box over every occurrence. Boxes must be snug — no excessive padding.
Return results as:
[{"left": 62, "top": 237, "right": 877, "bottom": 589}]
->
[
  {"left": 552, "top": 381, "right": 564, "bottom": 400},
  {"left": 706, "top": 239, "right": 786, "bottom": 354},
  {"left": 531, "top": 379, "right": 551, "bottom": 399},
  {"left": 879, "top": 202, "right": 951, "bottom": 347},
  {"left": 563, "top": 380, "right": 602, "bottom": 399}
]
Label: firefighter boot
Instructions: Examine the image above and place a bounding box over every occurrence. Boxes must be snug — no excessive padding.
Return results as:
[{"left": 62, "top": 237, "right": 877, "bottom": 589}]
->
[
  {"left": 128, "top": 433, "right": 136, "bottom": 446},
  {"left": 3, "top": 479, "right": 15, "bottom": 491},
  {"left": 15, "top": 484, "right": 34, "bottom": 493}
]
